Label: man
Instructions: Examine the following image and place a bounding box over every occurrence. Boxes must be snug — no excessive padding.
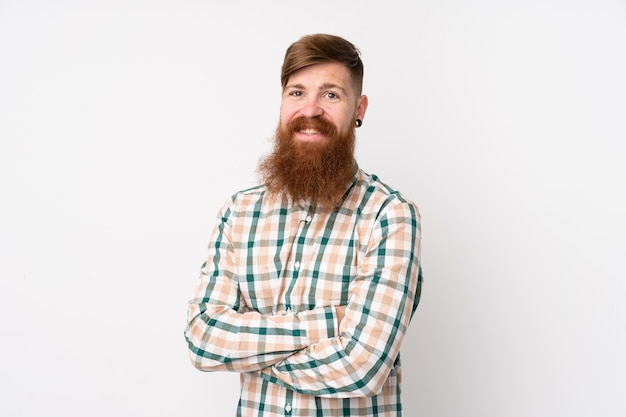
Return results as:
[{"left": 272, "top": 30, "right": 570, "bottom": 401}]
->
[{"left": 185, "top": 33, "right": 422, "bottom": 416}]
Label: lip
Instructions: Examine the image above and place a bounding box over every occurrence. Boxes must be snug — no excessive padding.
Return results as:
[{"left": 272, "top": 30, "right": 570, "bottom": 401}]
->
[{"left": 294, "top": 129, "right": 326, "bottom": 142}]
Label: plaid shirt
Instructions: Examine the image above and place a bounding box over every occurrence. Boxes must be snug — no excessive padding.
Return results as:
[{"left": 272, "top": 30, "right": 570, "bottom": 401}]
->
[{"left": 185, "top": 167, "right": 422, "bottom": 416}]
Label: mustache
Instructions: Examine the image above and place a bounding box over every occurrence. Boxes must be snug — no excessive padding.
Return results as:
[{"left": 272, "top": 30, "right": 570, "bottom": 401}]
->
[{"left": 284, "top": 116, "right": 337, "bottom": 137}]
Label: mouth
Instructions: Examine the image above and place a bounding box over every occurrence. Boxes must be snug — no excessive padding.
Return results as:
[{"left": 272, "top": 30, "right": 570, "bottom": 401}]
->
[
  {"left": 286, "top": 117, "right": 336, "bottom": 142},
  {"left": 300, "top": 128, "right": 321, "bottom": 135},
  {"left": 295, "top": 128, "right": 326, "bottom": 141}
]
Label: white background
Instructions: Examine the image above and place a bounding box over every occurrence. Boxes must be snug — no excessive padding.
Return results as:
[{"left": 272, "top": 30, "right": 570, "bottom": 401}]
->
[{"left": 1, "top": 1, "right": 624, "bottom": 416}]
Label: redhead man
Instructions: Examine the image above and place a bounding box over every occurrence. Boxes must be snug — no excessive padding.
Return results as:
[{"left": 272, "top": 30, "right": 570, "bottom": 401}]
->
[{"left": 185, "top": 33, "right": 422, "bottom": 417}]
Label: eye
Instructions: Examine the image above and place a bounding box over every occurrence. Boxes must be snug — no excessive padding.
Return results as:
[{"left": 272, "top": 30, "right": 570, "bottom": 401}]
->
[
  {"left": 325, "top": 92, "right": 339, "bottom": 100},
  {"left": 289, "top": 90, "right": 303, "bottom": 97}
]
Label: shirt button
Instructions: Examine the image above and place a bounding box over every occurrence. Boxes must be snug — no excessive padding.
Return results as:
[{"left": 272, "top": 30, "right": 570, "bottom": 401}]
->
[
  {"left": 294, "top": 261, "right": 300, "bottom": 270},
  {"left": 305, "top": 215, "right": 312, "bottom": 222},
  {"left": 285, "top": 403, "right": 292, "bottom": 413}
]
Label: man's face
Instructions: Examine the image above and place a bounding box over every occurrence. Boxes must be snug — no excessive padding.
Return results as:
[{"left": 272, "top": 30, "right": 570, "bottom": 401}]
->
[
  {"left": 259, "top": 61, "right": 368, "bottom": 208},
  {"left": 279, "top": 62, "right": 368, "bottom": 141}
]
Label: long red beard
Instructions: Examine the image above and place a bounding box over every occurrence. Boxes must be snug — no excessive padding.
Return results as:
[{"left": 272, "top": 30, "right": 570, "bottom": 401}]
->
[{"left": 258, "top": 117, "right": 356, "bottom": 209}]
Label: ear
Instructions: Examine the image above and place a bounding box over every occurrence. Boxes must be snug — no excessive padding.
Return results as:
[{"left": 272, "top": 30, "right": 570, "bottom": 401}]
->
[{"left": 356, "top": 94, "right": 369, "bottom": 120}]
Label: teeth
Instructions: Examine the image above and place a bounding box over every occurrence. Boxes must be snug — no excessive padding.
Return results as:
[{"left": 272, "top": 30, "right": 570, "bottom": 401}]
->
[{"left": 301, "top": 129, "right": 319, "bottom": 134}]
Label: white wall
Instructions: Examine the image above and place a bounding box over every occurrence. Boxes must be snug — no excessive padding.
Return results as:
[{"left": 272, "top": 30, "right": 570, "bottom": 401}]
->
[{"left": 1, "top": 1, "right": 624, "bottom": 416}]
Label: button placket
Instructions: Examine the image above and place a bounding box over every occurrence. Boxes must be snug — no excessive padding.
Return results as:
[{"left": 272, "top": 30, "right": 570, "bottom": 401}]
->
[
  {"left": 294, "top": 210, "right": 311, "bottom": 273},
  {"left": 282, "top": 206, "right": 313, "bottom": 314}
]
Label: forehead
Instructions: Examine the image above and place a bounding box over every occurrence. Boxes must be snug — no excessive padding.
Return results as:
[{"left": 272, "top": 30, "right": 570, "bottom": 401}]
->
[{"left": 285, "top": 62, "right": 354, "bottom": 90}]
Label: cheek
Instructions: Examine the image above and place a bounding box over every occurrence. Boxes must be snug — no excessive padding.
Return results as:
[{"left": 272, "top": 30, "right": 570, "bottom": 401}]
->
[
  {"left": 280, "top": 102, "right": 298, "bottom": 122},
  {"left": 335, "top": 112, "right": 355, "bottom": 134}
]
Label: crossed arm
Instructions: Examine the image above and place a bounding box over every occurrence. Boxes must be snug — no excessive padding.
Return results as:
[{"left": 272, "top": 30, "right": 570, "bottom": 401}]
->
[{"left": 185, "top": 200, "right": 421, "bottom": 398}]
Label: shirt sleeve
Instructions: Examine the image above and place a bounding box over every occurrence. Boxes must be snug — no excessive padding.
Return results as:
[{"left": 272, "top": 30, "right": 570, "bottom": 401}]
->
[
  {"left": 184, "top": 198, "right": 340, "bottom": 373},
  {"left": 258, "top": 198, "right": 422, "bottom": 398}
]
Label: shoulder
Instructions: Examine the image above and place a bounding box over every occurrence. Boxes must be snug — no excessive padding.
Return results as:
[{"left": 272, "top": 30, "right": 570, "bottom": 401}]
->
[
  {"left": 216, "top": 184, "right": 282, "bottom": 220},
  {"left": 354, "top": 168, "right": 421, "bottom": 222},
  {"left": 231, "top": 184, "right": 267, "bottom": 204},
  {"left": 217, "top": 184, "right": 265, "bottom": 210}
]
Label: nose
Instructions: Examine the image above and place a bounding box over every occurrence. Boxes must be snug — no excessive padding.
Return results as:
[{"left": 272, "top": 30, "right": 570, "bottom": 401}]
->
[{"left": 298, "top": 96, "right": 324, "bottom": 118}]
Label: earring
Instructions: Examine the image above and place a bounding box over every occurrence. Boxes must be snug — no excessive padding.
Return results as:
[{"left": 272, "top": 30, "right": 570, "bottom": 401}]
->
[{"left": 355, "top": 119, "right": 363, "bottom": 127}]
